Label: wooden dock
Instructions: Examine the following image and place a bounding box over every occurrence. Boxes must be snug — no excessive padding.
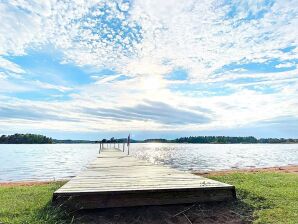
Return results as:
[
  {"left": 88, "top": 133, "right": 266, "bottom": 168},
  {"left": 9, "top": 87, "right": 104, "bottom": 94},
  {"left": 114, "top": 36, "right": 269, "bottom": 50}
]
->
[{"left": 53, "top": 148, "right": 235, "bottom": 209}]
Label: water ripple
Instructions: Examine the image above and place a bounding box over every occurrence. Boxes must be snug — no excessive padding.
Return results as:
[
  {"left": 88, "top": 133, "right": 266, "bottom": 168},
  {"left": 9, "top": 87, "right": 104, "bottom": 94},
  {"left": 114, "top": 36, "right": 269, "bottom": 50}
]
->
[{"left": 0, "top": 143, "right": 297, "bottom": 181}]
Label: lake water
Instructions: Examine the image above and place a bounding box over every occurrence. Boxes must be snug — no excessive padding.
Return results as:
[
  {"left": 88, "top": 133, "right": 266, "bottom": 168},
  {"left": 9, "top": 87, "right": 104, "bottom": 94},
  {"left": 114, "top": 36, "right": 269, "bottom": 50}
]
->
[{"left": 0, "top": 143, "right": 297, "bottom": 182}]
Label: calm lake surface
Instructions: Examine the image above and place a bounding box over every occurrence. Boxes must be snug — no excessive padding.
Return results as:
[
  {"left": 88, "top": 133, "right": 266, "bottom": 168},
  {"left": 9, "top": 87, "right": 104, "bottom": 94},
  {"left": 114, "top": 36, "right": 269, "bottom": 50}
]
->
[{"left": 0, "top": 143, "right": 297, "bottom": 182}]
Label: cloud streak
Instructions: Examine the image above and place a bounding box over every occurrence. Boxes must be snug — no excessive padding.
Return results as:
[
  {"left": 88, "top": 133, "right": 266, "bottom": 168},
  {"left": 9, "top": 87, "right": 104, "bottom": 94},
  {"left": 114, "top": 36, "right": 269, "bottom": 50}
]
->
[{"left": 83, "top": 100, "right": 210, "bottom": 125}]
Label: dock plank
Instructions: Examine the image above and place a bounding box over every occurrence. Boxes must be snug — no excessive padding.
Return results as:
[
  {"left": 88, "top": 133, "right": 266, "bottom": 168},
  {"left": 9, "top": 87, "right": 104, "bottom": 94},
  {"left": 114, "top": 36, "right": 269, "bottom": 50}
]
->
[{"left": 53, "top": 148, "right": 235, "bottom": 209}]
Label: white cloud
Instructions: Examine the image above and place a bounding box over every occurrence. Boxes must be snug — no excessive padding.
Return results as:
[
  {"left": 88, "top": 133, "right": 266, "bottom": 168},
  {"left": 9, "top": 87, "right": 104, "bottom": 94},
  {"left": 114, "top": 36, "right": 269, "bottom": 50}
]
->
[
  {"left": 0, "top": 1, "right": 51, "bottom": 55},
  {"left": 0, "top": 0, "right": 298, "bottom": 135},
  {"left": 275, "top": 62, "right": 296, "bottom": 68},
  {"left": 32, "top": 80, "right": 72, "bottom": 92},
  {"left": 0, "top": 78, "right": 30, "bottom": 92},
  {"left": 1, "top": 0, "right": 297, "bottom": 77},
  {"left": 0, "top": 72, "right": 7, "bottom": 79},
  {"left": 94, "top": 74, "right": 123, "bottom": 84},
  {"left": 0, "top": 57, "right": 25, "bottom": 74}
]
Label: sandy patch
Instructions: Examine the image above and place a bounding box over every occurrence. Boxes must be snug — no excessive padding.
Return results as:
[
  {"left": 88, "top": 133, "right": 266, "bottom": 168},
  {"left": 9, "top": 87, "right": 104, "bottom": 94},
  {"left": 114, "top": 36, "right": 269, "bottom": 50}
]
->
[
  {"left": 194, "top": 165, "right": 298, "bottom": 176},
  {"left": 0, "top": 180, "right": 67, "bottom": 187}
]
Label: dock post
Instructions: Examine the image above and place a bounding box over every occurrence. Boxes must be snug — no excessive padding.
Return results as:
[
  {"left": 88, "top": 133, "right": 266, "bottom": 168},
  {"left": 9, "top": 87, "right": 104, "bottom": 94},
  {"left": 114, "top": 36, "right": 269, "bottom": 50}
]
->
[{"left": 123, "top": 142, "right": 125, "bottom": 152}]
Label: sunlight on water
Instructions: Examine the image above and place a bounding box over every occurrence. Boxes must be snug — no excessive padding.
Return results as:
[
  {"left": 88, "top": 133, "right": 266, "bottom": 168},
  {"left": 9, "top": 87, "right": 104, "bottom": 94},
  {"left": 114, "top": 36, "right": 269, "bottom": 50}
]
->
[
  {"left": 0, "top": 143, "right": 297, "bottom": 181},
  {"left": 130, "top": 143, "right": 298, "bottom": 171}
]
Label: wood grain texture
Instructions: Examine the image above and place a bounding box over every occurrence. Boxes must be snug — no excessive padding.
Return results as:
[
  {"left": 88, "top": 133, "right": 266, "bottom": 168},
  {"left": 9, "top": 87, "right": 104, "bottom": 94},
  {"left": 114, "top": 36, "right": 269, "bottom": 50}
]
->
[{"left": 53, "top": 148, "right": 236, "bottom": 209}]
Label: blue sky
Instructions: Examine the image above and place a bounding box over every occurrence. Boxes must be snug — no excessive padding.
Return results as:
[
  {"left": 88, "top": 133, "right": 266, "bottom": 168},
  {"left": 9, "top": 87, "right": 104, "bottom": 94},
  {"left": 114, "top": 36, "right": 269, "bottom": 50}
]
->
[{"left": 0, "top": 0, "right": 297, "bottom": 140}]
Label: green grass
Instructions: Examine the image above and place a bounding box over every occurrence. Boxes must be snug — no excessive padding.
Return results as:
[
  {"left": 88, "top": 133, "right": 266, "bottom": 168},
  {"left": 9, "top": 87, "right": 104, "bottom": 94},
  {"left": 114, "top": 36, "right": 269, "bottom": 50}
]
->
[
  {"left": 0, "top": 182, "right": 72, "bottom": 224},
  {"left": 0, "top": 172, "right": 297, "bottom": 224},
  {"left": 210, "top": 172, "right": 298, "bottom": 224}
]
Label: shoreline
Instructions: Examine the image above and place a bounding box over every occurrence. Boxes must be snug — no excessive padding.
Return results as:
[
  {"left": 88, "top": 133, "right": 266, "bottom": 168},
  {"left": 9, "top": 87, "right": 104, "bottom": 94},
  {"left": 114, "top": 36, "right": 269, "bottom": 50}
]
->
[
  {"left": 0, "top": 180, "right": 67, "bottom": 187},
  {"left": 1, "top": 166, "right": 297, "bottom": 223},
  {"left": 194, "top": 165, "right": 298, "bottom": 176},
  {"left": 1, "top": 165, "right": 297, "bottom": 187}
]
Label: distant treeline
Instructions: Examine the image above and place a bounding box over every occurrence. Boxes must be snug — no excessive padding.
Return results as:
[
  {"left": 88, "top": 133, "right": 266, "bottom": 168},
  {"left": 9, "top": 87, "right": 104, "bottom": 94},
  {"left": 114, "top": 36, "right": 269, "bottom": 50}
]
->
[
  {"left": 53, "top": 139, "right": 96, "bottom": 144},
  {"left": 1, "top": 134, "right": 298, "bottom": 144},
  {"left": 0, "top": 134, "right": 96, "bottom": 144},
  {"left": 144, "top": 136, "right": 298, "bottom": 144},
  {"left": 100, "top": 137, "right": 138, "bottom": 143},
  {"left": 101, "top": 136, "right": 298, "bottom": 144},
  {"left": 0, "top": 134, "right": 53, "bottom": 144},
  {"left": 174, "top": 136, "right": 259, "bottom": 144}
]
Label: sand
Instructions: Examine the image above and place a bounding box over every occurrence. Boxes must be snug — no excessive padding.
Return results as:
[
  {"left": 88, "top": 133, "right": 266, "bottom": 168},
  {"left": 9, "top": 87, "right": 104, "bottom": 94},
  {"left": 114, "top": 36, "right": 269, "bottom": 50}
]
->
[{"left": 194, "top": 165, "right": 298, "bottom": 176}]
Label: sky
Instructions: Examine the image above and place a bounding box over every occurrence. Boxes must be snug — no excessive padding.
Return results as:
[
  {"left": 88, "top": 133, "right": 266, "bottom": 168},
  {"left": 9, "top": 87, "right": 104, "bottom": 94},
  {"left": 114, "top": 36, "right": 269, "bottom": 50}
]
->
[{"left": 0, "top": 0, "right": 298, "bottom": 140}]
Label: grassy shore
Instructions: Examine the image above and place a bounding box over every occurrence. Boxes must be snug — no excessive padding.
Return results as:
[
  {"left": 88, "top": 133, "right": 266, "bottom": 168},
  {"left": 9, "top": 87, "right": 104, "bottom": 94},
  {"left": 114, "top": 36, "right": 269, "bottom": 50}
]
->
[
  {"left": 212, "top": 172, "right": 298, "bottom": 223},
  {"left": 0, "top": 169, "right": 297, "bottom": 224}
]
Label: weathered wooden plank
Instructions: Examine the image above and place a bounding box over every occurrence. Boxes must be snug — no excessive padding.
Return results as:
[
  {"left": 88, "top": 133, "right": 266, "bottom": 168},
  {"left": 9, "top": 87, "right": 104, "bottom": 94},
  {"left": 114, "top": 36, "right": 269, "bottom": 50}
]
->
[
  {"left": 53, "top": 148, "right": 236, "bottom": 208},
  {"left": 53, "top": 187, "right": 235, "bottom": 209}
]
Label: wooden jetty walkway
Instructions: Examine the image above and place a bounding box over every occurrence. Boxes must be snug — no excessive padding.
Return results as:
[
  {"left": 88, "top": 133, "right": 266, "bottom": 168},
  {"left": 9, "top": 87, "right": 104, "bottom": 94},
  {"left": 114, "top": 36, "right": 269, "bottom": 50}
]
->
[{"left": 53, "top": 147, "right": 235, "bottom": 209}]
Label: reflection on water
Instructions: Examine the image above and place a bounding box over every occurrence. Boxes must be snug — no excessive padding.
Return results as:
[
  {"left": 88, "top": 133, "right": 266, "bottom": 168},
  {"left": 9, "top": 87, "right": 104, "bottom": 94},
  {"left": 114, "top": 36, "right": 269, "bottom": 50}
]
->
[
  {"left": 0, "top": 143, "right": 297, "bottom": 181},
  {"left": 131, "top": 143, "right": 298, "bottom": 171}
]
